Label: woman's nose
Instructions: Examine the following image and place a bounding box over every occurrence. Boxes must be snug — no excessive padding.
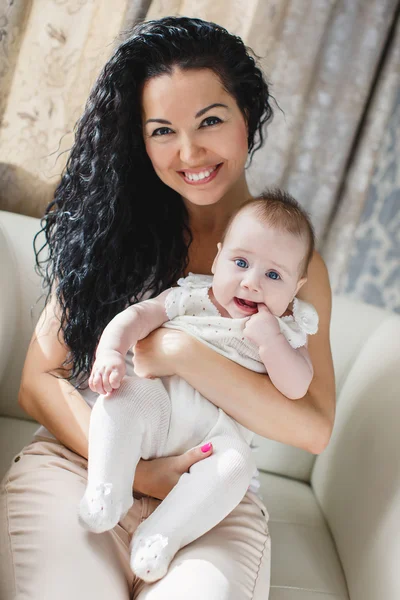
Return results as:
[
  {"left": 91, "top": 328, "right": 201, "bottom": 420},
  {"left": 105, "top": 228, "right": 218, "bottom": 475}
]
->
[{"left": 179, "top": 135, "right": 204, "bottom": 165}]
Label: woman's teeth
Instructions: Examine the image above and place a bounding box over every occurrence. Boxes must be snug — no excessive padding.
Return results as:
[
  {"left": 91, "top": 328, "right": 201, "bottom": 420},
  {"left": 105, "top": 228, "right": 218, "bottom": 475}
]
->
[{"left": 183, "top": 166, "right": 217, "bottom": 181}]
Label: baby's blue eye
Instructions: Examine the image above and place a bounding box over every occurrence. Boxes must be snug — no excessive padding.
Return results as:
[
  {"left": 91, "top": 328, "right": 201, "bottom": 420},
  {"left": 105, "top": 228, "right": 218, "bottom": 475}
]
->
[
  {"left": 235, "top": 259, "right": 248, "bottom": 269},
  {"left": 267, "top": 271, "right": 280, "bottom": 280}
]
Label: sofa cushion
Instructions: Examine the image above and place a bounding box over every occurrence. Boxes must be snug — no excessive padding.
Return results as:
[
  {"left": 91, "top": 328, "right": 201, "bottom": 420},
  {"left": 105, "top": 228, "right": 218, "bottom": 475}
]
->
[
  {"left": 260, "top": 472, "right": 349, "bottom": 600},
  {"left": 0, "top": 416, "right": 39, "bottom": 479},
  {"left": 0, "top": 216, "right": 18, "bottom": 393},
  {"left": 253, "top": 296, "right": 390, "bottom": 484},
  {"left": 312, "top": 312, "right": 400, "bottom": 600},
  {"left": 0, "top": 211, "right": 44, "bottom": 420}
]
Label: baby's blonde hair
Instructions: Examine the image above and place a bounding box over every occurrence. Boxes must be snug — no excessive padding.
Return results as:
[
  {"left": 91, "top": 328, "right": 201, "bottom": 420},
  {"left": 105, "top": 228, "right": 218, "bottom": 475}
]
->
[{"left": 223, "top": 188, "right": 315, "bottom": 278}]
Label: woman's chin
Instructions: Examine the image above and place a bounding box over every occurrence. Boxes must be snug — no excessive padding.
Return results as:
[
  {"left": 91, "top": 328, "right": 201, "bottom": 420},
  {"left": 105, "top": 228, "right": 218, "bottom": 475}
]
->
[{"left": 181, "top": 190, "right": 224, "bottom": 208}]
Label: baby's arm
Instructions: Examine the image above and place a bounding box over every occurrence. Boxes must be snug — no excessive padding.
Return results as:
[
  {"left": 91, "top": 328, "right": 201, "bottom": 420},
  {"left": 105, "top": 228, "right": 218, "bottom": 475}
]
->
[
  {"left": 244, "top": 305, "right": 314, "bottom": 400},
  {"left": 90, "top": 289, "right": 171, "bottom": 394}
]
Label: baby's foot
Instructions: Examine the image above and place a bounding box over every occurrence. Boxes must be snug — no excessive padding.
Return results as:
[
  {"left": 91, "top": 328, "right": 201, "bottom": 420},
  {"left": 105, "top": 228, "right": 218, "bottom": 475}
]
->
[
  {"left": 130, "top": 533, "right": 175, "bottom": 583},
  {"left": 79, "top": 483, "right": 133, "bottom": 533}
]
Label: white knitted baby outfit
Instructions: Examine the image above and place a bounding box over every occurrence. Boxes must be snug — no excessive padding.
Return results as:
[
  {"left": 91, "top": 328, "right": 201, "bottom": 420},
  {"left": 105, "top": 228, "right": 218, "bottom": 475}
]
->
[{"left": 79, "top": 273, "right": 318, "bottom": 583}]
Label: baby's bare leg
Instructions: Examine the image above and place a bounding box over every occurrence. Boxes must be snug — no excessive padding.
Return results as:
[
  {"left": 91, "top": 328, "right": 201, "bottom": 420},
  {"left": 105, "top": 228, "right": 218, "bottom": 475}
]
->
[
  {"left": 79, "top": 376, "right": 170, "bottom": 533},
  {"left": 130, "top": 410, "right": 255, "bottom": 582}
]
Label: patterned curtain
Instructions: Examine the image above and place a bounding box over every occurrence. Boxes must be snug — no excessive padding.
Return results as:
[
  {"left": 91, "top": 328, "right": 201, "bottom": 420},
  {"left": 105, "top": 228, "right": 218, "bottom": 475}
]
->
[
  {"left": 0, "top": 0, "right": 150, "bottom": 215},
  {"left": 0, "top": 0, "right": 399, "bottom": 312}
]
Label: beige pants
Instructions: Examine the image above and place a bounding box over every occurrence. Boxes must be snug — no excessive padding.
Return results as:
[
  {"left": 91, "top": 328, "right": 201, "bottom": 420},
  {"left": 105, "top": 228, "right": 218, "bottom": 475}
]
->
[{"left": 0, "top": 439, "right": 271, "bottom": 600}]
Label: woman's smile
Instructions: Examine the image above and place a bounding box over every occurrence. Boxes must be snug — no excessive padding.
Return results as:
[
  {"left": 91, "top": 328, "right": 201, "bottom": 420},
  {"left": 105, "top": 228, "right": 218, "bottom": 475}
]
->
[{"left": 178, "top": 163, "right": 223, "bottom": 185}]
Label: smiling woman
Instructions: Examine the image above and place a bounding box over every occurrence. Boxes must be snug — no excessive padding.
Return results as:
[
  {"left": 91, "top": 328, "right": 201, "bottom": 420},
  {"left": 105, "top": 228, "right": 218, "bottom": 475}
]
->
[
  {"left": 0, "top": 15, "right": 335, "bottom": 600},
  {"left": 142, "top": 69, "right": 249, "bottom": 208}
]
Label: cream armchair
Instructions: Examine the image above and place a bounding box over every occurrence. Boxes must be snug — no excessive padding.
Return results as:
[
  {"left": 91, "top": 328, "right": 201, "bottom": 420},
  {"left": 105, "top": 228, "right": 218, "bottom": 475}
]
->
[{"left": 1, "top": 209, "right": 399, "bottom": 600}]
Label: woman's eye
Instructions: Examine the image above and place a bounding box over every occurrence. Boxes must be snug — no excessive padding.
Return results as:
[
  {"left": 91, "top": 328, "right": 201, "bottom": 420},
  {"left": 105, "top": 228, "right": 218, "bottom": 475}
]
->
[
  {"left": 152, "top": 127, "right": 173, "bottom": 137},
  {"left": 266, "top": 271, "right": 280, "bottom": 280},
  {"left": 235, "top": 259, "right": 248, "bottom": 269},
  {"left": 201, "top": 116, "right": 222, "bottom": 128}
]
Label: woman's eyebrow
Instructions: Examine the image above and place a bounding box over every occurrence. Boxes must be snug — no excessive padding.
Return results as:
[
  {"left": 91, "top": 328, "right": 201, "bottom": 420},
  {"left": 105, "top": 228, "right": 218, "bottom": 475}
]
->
[
  {"left": 145, "top": 117, "right": 172, "bottom": 125},
  {"left": 195, "top": 103, "right": 229, "bottom": 118},
  {"left": 144, "top": 103, "right": 229, "bottom": 126}
]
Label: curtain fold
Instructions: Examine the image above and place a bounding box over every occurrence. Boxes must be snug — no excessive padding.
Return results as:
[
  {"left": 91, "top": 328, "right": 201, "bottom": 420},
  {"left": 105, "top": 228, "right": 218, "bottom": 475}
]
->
[
  {"left": 324, "top": 14, "right": 400, "bottom": 286},
  {"left": 0, "top": 0, "right": 141, "bottom": 216},
  {"left": 324, "top": 14, "right": 400, "bottom": 312},
  {"left": 0, "top": 0, "right": 32, "bottom": 120}
]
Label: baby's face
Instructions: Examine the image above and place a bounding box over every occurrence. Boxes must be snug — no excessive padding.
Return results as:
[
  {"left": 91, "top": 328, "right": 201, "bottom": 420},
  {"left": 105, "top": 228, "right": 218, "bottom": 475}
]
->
[{"left": 211, "top": 210, "right": 308, "bottom": 318}]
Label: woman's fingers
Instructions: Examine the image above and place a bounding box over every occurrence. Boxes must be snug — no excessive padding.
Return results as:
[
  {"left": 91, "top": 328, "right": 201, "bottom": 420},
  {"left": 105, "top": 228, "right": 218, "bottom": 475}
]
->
[
  {"left": 133, "top": 445, "right": 213, "bottom": 499},
  {"left": 176, "top": 442, "right": 213, "bottom": 474}
]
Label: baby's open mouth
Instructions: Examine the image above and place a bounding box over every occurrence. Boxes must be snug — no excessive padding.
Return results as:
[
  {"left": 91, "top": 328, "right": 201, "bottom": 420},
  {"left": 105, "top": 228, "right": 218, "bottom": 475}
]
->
[{"left": 234, "top": 298, "right": 258, "bottom": 313}]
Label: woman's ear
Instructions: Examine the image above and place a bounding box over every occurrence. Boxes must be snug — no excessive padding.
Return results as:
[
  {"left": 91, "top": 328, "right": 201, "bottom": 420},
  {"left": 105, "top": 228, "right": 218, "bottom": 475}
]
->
[{"left": 211, "top": 242, "right": 222, "bottom": 275}]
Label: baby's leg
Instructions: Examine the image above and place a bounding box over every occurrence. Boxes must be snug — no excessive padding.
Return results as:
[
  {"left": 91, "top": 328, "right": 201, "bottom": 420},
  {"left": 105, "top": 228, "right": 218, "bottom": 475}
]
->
[
  {"left": 79, "top": 376, "right": 170, "bottom": 533},
  {"left": 130, "top": 410, "right": 255, "bottom": 582}
]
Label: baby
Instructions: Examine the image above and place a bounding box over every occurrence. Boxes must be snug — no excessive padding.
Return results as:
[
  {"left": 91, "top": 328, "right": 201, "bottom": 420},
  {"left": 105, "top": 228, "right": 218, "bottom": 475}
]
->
[{"left": 79, "top": 189, "right": 318, "bottom": 582}]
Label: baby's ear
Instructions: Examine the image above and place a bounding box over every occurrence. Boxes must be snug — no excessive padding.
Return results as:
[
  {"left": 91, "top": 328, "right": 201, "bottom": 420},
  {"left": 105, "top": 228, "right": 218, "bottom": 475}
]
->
[
  {"left": 211, "top": 242, "right": 222, "bottom": 275},
  {"left": 294, "top": 277, "right": 307, "bottom": 297}
]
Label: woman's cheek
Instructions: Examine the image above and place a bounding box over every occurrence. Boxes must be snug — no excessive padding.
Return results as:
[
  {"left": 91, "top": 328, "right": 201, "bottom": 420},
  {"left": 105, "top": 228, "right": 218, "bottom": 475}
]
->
[
  {"left": 229, "top": 118, "right": 249, "bottom": 154},
  {"left": 145, "top": 140, "right": 173, "bottom": 171}
]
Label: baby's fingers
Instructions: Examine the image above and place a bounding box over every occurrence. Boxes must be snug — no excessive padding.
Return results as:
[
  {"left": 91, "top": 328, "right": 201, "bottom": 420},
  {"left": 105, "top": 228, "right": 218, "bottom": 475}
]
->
[
  {"left": 91, "top": 369, "right": 107, "bottom": 396},
  {"left": 101, "top": 370, "right": 115, "bottom": 394},
  {"left": 108, "top": 368, "right": 123, "bottom": 391},
  {"left": 257, "top": 303, "right": 272, "bottom": 314}
]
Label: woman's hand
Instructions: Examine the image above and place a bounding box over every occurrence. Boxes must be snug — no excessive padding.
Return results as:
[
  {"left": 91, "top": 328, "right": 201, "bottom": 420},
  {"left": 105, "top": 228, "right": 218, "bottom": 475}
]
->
[
  {"left": 133, "top": 328, "right": 192, "bottom": 379},
  {"left": 133, "top": 443, "right": 213, "bottom": 500}
]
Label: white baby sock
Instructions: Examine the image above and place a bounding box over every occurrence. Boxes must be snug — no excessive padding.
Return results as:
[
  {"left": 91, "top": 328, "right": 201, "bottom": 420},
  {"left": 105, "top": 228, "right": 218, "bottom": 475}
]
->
[
  {"left": 79, "top": 376, "right": 171, "bottom": 533},
  {"left": 130, "top": 411, "right": 255, "bottom": 582},
  {"left": 130, "top": 529, "right": 174, "bottom": 583},
  {"left": 79, "top": 482, "right": 134, "bottom": 533}
]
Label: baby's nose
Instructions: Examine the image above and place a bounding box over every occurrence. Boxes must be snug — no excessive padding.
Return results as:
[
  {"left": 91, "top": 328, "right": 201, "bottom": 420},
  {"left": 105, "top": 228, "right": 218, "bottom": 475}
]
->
[{"left": 241, "top": 276, "right": 260, "bottom": 292}]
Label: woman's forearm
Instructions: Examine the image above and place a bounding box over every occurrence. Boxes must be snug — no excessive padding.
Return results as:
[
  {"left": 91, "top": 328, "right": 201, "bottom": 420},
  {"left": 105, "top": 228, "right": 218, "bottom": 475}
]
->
[
  {"left": 176, "top": 338, "right": 333, "bottom": 454},
  {"left": 19, "top": 373, "right": 92, "bottom": 458}
]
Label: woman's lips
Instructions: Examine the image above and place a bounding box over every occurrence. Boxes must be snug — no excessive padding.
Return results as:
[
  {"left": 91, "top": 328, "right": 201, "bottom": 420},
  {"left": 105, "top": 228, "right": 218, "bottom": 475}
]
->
[
  {"left": 233, "top": 297, "right": 259, "bottom": 315},
  {"left": 179, "top": 163, "right": 222, "bottom": 185}
]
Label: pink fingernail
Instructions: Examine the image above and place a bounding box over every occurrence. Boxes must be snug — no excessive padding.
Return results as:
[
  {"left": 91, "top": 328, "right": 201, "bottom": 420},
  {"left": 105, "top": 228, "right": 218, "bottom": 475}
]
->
[{"left": 201, "top": 443, "right": 212, "bottom": 453}]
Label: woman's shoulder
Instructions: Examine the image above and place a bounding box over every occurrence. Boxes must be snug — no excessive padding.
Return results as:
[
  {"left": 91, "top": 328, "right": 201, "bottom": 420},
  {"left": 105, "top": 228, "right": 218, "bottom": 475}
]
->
[
  {"left": 297, "top": 250, "right": 332, "bottom": 328},
  {"left": 298, "top": 251, "right": 331, "bottom": 300}
]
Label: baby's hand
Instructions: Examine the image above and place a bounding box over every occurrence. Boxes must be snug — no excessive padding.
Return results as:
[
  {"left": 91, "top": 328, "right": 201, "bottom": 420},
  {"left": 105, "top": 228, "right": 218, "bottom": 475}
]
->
[
  {"left": 89, "top": 349, "right": 126, "bottom": 395},
  {"left": 244, "top": 304, "right": 281, "bottom": 347}
]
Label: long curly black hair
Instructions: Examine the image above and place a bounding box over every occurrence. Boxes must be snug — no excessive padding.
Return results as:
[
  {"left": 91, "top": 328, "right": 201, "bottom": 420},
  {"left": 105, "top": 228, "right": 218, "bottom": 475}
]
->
[{"left": 36, "top": 16, "right": 274, "bottom": 385}]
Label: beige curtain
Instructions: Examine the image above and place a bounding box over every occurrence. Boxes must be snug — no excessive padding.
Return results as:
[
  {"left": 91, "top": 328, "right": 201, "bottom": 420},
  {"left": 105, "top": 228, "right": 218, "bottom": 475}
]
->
[
  {"left": 0, "top": 0, "right": 149, "bottom": 216},
  {"left": 323, "top": 15, "right": 400, "bottom": 308},
  {"left": 0, "top": 0, "right": 399, "bottom": 311}
]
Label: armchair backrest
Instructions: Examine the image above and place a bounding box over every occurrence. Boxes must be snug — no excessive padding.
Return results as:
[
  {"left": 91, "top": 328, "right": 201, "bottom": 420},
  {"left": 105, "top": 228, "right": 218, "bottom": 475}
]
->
[
  {"left": 311, "top": 306, "right": 400, "bottom": 600},
  {"left": 0, "top": 210, "right": 44, "bottom": 420},
  {"left": 253, "top": 296, "right": 397, "bottom": 482}
]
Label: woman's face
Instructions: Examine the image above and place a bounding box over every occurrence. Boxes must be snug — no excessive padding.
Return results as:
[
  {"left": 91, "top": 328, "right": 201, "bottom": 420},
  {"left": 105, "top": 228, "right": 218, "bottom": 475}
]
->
[{"left": 142, "top": 67, "right": 249, "bottom": 207}]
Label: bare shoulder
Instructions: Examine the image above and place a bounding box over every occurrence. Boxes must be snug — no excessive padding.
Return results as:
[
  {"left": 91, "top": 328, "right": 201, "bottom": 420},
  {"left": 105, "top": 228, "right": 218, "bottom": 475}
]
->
[
  {"left": 298, "top": 250, "right": 332, "bottom": 330},
  {"left": 297, "top": 251, "right": 336, "bottom": 431}
]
